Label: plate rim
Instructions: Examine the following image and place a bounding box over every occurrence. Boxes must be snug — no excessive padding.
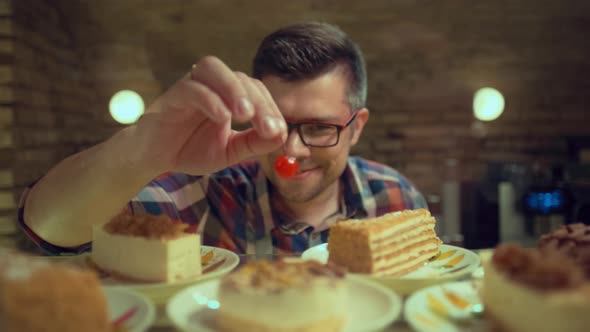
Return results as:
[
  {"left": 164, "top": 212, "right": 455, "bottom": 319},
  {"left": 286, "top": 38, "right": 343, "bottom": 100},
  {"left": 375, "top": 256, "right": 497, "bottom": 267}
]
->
[
  {"left": 403, "top": 279, "right": 482, "bottom": 332},
  {"left": 49, "top": 245, "right": 240, "bottom": 289},
  {"left": 166, "top": 275, "right": 403, "bottom": 332},
  {"left": 102, "top": 285, "right": 157, "bottom": 332},
  {"left": 301, "top": 243, "right": 481, "bottom": 280}
]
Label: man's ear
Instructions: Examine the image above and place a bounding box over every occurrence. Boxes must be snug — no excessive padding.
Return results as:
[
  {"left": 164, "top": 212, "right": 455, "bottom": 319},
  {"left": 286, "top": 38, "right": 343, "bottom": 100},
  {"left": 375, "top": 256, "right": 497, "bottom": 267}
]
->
[{"left": 351, "top": 108, "right": 369, "bottom": 145}]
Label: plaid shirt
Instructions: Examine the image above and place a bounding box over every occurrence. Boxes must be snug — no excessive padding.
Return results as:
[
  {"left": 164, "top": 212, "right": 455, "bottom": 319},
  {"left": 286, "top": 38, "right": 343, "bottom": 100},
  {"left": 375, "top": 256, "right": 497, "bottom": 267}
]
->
[{"left": 18, "top": 156, "right": 427, "bottom": 256}]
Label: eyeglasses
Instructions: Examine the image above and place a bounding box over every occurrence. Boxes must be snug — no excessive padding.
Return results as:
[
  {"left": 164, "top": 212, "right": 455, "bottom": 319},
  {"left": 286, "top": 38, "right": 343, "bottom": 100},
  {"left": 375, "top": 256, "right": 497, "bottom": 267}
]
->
[{"left": 285, "top": 111, "right": 358, "bottom": 148}]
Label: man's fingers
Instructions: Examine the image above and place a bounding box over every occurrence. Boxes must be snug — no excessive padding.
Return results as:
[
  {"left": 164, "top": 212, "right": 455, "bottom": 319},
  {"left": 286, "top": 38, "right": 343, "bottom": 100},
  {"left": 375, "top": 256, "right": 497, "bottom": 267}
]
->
[
  {"left": 234, "top": 72, "right": 286, "bottom": 139},
  {"left": 226, "top": 129, "right": 283, "bottom": 164},
  {"left": 189, "top": 57, "right": 287, "bottom": 142},
  {"left": 172, "top": 78, "right": 231, "bottom": 124},
  {"left": 190, "top": 56, "right": 254, "bottom": 121},
  {"left": 250, "top": 78, "right": 288, "bottom": 142}
]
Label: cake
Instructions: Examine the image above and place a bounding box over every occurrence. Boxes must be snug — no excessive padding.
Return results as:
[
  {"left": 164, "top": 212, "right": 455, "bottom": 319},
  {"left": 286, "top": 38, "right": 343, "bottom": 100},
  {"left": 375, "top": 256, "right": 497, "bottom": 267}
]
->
[
  {"left": 482, "top": 224, "right": 590, "bottom": 332},
  {"left": 215, "top": 259, "right": 348, "bottom": 332},
  {"left": 538, "top": 223, "right": 590, "bottom": 278},
  {"left": 0, "top": 250, "right": 111, "bottom": 332},
  {"left": 327, "top": 208, "right": 441, "bottom": 276},
  {"left": 92, "top": 213, "right": 201, "bottom": 282}
]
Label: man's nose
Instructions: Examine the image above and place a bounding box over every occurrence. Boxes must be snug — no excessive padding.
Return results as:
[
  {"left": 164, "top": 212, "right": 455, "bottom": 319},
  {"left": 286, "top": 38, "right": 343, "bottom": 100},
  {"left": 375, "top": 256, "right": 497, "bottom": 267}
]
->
[{"left": 283, "top": 128, "right": 311, "bottom": 158}]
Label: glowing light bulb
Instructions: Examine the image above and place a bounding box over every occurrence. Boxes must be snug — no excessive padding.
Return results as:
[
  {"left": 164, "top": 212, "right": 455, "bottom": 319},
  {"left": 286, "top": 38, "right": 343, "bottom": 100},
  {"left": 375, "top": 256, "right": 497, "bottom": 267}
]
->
[
  {"left": 473, "top": 87, "right": 505, "bottom": 122},
  {"left": 109, "top": 90, "right": 145, "bottom": 124}
]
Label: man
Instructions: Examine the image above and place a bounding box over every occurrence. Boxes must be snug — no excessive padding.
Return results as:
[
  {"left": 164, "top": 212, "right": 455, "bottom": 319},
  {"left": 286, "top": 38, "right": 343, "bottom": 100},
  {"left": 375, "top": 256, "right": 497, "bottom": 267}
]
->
[{"left": 19, "top": 22, "right": 426, "bottom": 256}]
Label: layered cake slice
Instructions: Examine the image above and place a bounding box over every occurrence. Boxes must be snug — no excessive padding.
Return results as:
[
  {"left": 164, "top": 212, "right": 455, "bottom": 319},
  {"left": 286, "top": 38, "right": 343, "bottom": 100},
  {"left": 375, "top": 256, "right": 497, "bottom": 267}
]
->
[
  {"left": 92, "top": 213, "right": 201, "bottom": 282},
  {"left": 327, "top": 208, "right": 441, "bottom": 276},
  {"left": 0, "top": 250, "right": 111, "bottom": 332},
  {"left": 216, "top": 259, "right": 347, "bottom": 332},
  {"left": 483, "top": 224, "right": 590, "bottom": 332}
]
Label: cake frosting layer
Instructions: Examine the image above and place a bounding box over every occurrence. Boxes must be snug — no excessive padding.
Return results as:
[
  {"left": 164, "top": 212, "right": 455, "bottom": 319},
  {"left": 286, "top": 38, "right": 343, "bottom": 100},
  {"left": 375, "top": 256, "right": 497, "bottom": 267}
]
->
[
  {"left": 482, "top": 241, "right": 590, "bottom": 332},
  {"left": 484, "top": 255, "right": 590, "bottom": 332}
]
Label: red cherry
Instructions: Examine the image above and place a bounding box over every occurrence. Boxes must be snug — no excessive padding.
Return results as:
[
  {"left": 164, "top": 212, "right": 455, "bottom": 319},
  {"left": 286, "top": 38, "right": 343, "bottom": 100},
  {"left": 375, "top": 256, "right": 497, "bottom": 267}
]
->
[{"left": 274, "top": 155, "right": 299, "bottom": 178}]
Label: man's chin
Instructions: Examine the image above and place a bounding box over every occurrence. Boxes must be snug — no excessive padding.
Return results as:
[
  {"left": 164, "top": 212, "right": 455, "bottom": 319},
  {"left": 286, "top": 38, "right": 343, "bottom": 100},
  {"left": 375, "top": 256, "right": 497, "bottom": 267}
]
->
[{"left": 275, "top": 187, "right": 317, "bottom": 203}]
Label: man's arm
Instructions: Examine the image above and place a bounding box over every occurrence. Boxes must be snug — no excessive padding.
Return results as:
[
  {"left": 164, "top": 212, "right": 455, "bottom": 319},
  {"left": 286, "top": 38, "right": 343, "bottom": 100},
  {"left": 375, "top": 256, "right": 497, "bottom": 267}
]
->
[
  {"left": 23, "top": 126, "right": 154, "bottom": 247},
  {"left": 22, "top": 56, "right": 287, "bottom": 249}
]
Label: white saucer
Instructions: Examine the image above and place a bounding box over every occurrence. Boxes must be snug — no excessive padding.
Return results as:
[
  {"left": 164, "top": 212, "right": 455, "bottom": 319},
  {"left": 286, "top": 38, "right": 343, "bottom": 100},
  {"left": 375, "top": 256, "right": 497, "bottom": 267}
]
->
[
  {"left": 302, "top": 244, "right": 481, "bottom": 295},
  {"left": 166, "top": 275, "right": 402, "bottom": 332},
  {"left": 103, "top": 286, "right": 156, "bottom": 332}
]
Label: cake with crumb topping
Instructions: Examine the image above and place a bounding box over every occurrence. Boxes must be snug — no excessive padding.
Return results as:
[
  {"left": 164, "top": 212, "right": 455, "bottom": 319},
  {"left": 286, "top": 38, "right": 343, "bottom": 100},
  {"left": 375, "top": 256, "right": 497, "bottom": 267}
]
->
[
  {"left": 327, "top": 209, "right": 441, "bottom": 276},
  {"left": 483, "top": 224, "right": 590, "bottom": 332},
  {"left": 0, "top": 250, "right": 111, "bottom": 332},
  {"left": 215, "top": 259, "right": 348, "bottom": 332},
  {"left": 92, "top": 213, "right": 201, "bottom": 282}
]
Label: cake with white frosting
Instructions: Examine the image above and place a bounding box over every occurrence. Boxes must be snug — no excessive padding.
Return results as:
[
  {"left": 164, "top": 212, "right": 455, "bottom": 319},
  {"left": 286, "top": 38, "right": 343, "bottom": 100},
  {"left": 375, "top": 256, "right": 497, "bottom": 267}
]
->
[
  {"left": 327, "top": 208, "right": 441, "bottom": 276},
  {"left": 0, "top": 250, "right": 111, "bottom": 332},
  {"left": 92, "top": 213, "right": 201, "bottom": 282},
  {"left": 215, "top": 259, "right": 348, "bottom": 332}
]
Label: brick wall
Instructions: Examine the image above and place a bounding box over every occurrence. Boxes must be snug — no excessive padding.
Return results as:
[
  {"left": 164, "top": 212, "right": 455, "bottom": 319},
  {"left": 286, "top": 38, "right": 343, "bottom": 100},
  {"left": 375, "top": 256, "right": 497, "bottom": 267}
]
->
[
  {"left": 0, "top": 0, "right": 129, "bottom": 250},
  {"left": 2, "top": 0, "right": 590, "bottom": 249},
  {"left": 58, "top": 0, "right": 589, "bottom": 197}
]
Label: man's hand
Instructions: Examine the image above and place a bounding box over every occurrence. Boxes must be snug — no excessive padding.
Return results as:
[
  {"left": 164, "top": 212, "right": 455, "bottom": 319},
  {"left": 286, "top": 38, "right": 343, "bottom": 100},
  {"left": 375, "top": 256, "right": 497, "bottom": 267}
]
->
[{"left": 133, "top": 56, "right": 287, "bottom": 175}]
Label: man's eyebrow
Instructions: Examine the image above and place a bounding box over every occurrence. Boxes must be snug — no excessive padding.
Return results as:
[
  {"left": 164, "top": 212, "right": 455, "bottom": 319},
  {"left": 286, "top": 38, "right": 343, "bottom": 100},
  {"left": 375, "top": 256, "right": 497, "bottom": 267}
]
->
[{"left": 286, "top": 116, "right": 341, "bottom": 123}]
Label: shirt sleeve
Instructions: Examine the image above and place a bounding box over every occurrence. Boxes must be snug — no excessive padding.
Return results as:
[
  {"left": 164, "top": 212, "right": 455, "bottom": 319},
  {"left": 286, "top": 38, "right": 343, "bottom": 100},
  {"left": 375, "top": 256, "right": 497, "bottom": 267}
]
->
[
  {"left": 357, "top": 158, "right": 429, "bottom": 215},
  {"left": 131, "top": 171, "right": 250, "bottom": 254},
  {"left": 16, "top": 173, "right": 194, "bottom": 256},
  {"left": 198, "top": 169, "right": 251, "bottom": 254},
  {"left": 17, "top": 184, "right": 92, "bottom": 256},
  {"left": 398, "top": 175, "right": 429, "bottom": 210}
]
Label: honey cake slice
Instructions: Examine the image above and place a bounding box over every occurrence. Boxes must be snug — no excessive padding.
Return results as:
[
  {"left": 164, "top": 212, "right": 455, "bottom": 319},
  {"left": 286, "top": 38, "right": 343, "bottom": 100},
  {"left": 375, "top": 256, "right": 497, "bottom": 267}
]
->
[
  {"left": 327, "top": 209, "right": 441, "bottom": 276},
  {"left": 0, "top": 250, "right": 111, "bottom": 332}
]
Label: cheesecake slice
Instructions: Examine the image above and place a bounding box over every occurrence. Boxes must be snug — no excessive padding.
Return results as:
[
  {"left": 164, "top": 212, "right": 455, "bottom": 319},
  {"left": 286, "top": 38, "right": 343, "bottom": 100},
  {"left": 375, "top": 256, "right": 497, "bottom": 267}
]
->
[{"left": 92, "top": 213, "right": 201, "bottom": 282}]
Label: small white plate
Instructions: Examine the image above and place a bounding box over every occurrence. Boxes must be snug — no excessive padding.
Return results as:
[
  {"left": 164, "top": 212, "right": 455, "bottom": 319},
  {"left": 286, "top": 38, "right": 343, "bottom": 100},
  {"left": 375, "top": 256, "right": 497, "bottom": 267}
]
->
[
  {"left": 55, "top": 246, "right": 240, "bottom": 304},
  {"left": 404, "top": 280, "right": 486, "bottom": 332},
  {"left": 103, "top": 286, "right": 156, "bottom": 332},
  {"left": 301, "top": 244, "right": 480, "bottom": 295},
  {"left": 166, "top": 275, "right": 403, "bottom": 332}
]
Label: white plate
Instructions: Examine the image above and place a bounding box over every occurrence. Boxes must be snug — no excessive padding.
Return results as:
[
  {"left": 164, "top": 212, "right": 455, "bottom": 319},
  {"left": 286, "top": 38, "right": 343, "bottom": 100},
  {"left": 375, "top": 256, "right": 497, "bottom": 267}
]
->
[
  {"left": 166, "top": 275, "right": 403, "bottom": 332},
  {"left": 301, "top": 244, "right": 480, "bottom": 295},
  {"left": 54, "top": 246, "right": 240, "bottom": 304},
  {"left": 104, "top": 286, "right": 156, "bottom": 332},
  {"left": 404, "top": 280, "right": 487, "bottom": 332}
]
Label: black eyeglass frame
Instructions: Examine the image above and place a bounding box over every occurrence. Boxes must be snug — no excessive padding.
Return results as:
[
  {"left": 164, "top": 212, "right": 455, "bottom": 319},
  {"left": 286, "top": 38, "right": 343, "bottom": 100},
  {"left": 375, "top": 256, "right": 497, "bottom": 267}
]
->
[{"left": 285, "top": 111, "right": 358, "bottom": 148}]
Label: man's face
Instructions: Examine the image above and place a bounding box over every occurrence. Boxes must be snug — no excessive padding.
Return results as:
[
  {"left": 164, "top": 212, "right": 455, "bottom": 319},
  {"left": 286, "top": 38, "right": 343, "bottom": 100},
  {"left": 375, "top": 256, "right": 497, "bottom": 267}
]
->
[{"left": 258, "top": 69, "right": 368, "bottom": 204}]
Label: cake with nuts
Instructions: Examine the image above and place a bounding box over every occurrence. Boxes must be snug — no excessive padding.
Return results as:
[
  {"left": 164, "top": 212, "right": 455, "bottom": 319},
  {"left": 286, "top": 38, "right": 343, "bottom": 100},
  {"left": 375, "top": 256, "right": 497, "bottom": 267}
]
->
[
  {"left": 482, "top": 224, "right": 590, "bottom": 332},
  {"left": 537, "top": 223, "right": 590, "bottom": 278},
  {"left": 215, "top": 259, "right": 348, "bottom": 332},
  {"left": 92, "top": 213, "right": 201, "bottom": 282},
  {"left": 327, "top": 209, "right": 441, "bottom": 276},
  {"left": 0, "top": 250, "right": 111, "bottom": 332}
]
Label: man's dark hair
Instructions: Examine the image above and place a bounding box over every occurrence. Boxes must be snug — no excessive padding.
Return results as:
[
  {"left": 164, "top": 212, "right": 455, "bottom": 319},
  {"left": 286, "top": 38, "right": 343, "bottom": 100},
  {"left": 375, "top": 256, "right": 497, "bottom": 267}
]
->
[{"left": 252, "top": 22, "right": 367, "bottom": 111}]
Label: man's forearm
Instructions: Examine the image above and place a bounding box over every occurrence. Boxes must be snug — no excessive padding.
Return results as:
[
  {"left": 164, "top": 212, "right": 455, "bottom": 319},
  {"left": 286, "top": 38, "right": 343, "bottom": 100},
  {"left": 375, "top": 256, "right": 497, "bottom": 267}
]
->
[{"left": 23, "top": 126, "right": 158, "bottom": 247}]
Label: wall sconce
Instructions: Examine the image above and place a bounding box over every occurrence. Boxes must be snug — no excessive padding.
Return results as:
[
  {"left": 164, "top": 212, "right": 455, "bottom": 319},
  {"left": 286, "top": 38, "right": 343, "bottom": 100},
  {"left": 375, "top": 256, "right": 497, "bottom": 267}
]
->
[
  {"left": 109, "top": 90, "right": 145, "bottom": 124},
  {"left": 473, "top": 87, "right": 504, "bottom": 121}
]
